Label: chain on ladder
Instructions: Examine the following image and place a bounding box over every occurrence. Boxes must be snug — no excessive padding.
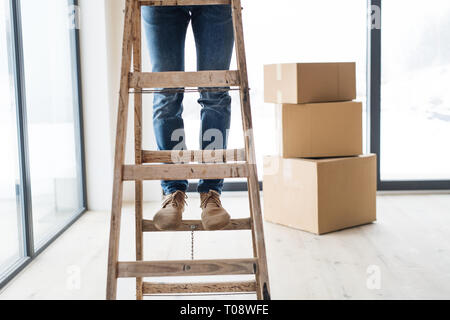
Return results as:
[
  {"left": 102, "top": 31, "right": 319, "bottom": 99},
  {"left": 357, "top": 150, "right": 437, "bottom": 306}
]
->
[{"left": 190, "top": 225, "right": 197, "bottom": 260}]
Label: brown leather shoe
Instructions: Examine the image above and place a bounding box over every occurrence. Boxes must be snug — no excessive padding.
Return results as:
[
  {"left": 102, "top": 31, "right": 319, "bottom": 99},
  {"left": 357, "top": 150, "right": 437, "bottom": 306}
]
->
[
  {"left": 200, "top": 190, "right": 231, "bottom": 230},
  {"left": 153, "top": 190, "right": 187, "bottom": 231}
]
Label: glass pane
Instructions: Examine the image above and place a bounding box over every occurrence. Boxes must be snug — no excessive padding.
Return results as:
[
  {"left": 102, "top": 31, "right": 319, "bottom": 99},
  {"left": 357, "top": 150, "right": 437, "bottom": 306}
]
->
[
  {"left": 20, "top": 0, "right": 83, "bottom": 248},
  {"left": 381, "top": 0, "right": 450, "bottom": 180},
  {"left": 0, "top": 0, "right": 25, "bottom": 277}
]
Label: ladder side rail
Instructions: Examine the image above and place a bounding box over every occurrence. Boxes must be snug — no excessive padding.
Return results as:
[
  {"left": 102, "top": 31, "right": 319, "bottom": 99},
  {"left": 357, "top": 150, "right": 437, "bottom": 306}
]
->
[
  {"left": 132, "top": 1, "right": 144, "bottom": 301},
  {"left": 231, "top": 0, "right": 271, "bottom": 300},
  {"left": 106, "top": 0, "right": 136, "bottom": 300}
]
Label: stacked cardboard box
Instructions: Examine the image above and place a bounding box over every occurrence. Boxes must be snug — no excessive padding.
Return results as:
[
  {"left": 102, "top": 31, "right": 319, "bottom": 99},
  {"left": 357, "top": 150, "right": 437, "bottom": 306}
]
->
[{"left": 263, "top": 63, "right": 377, "bottom": 235}]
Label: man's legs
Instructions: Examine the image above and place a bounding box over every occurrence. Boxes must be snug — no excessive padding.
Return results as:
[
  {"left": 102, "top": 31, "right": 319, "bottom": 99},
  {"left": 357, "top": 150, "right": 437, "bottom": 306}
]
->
[
  {"left": 191, "top": 5, "right": 235, "bottom": 194},
  {"left": 142, "top": 6, "right": 191, "bottom": 195}
]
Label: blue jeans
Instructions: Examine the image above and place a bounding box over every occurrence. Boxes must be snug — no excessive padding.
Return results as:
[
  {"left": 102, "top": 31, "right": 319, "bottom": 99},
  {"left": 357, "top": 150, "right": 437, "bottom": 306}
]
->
[{"left": 142, "top": 5, "right": 234, "bottom": 195}]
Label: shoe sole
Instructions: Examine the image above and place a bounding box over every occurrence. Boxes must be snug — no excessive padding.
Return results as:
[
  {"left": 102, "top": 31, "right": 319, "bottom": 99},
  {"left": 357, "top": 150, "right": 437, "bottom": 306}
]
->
[{"left": 201, "top": 217, "right": 231, "bottom": 231}]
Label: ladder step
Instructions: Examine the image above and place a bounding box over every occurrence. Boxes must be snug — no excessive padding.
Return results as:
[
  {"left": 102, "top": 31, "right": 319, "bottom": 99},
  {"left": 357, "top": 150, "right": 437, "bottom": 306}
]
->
[
  {"left": 129, "top": 70, "right": 240, "bottom": 89},
  {"left": 122, "top": 163, "right": 248, "bottom": 181},
  {"left": 139, "top": 0, "right": 231, "bottom": 7},
  {"left": 142, "top": 149, "right": 246, "bottom": 164},
  {"left": 142, "top": 281, "right": 256, "bottom": 295},
  {"left": 117, "top": 258, "right": 257, "bottom": 278},
  {"left": 143, "top": 218, "right": 251, "bottom": 232}
]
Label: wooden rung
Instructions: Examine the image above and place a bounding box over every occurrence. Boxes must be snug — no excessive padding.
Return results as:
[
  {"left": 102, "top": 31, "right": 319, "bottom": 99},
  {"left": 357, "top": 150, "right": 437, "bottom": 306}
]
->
[
  {"left": 142, "top": 149, "right": 246, "bottom": 164},
  {"left": 117, "top": 258, "right": 257, "bottom": 278},
  {"left": 142, "top": 218, "right": 251, "bottom": 232},
  {"left": 122, "top": 163, "right": 248, "bottom": 181},
  {"left": 129, "top": 70, "right": 240, "bottom": 89},
  {"left": 142, "top": 281, "right": 256, "bottom": 295},
  {"left": 139, "top": 0, "right": 231, "bottom": 7}
]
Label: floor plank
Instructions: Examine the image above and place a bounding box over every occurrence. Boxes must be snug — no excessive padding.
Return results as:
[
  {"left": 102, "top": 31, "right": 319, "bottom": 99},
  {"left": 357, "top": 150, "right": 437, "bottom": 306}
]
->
[{"left": 1, "top": 193, "right": 450, "bottom": 300}]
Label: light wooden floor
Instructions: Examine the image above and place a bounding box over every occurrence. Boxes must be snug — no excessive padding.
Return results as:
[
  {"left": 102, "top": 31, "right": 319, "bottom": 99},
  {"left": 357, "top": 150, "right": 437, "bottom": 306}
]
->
[{"left": 1, "top": 193, "right": 450, "bottom": 300}]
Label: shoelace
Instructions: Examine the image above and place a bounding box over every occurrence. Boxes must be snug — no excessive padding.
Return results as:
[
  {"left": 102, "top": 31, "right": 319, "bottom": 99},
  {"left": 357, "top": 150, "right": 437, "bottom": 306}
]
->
[
  {"left": 200, "top": 191, "right": 222, "bottom": 208},
  {"left": 162, "top": 191, "right": 187, "bottom": 208}
]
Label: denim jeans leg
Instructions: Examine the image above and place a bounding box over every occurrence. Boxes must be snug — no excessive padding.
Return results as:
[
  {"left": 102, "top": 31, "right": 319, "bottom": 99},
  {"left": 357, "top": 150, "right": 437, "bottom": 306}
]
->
[
  {"left": 191, "top": 5, "right": 235, "bottom": 194},
  {"left": 142, "top": 6, "right": 190, "bottom": 195}
]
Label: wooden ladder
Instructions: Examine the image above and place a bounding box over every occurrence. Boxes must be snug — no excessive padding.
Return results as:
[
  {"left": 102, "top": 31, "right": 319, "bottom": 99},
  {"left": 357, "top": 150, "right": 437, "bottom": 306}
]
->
[{"left": 106, "top": 0, "right": 270, "bottom": 300}]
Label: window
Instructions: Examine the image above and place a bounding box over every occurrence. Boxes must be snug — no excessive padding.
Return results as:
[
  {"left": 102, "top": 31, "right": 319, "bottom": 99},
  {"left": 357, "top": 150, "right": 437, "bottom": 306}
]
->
[
  {"left": 0, "top": 0, "right": 85, "bottom": 288},
  {"left": 370, "top": 0, "right": 450, "bottom": 190},
  {"left": 380, "top": 0, "right": 450, "bottom": 181},
  {"left": 0, "top": 0, "right": 25, "bottom": 281},
  {"left": 20, "top": 0, "right": 85, "bottom": 248}
]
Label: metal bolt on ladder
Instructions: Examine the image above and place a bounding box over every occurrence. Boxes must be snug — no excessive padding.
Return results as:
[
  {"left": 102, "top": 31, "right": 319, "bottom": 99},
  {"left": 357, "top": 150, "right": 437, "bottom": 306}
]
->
[{"left": 106, "top": 0, "right": 271, "bottom": 300}]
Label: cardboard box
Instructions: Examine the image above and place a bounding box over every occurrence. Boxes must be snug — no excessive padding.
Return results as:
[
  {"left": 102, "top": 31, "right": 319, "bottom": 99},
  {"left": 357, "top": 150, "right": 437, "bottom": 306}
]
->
[
  {"left": 263, "top": 155, "right": 377, "bottom": 235},
  {"left": 264, "top": 62, "right": 356, "bottom": 104},
  {"left": 275, "top": 101, "right": 363, "bottom": 158}
]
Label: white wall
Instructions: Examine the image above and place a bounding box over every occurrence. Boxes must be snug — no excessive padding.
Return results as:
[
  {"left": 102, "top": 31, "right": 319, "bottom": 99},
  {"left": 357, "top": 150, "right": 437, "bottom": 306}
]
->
[
  {"left": 79, "top": 0, "right": 160, "bottom": 211},
  {"left": 79, "top": 0, "right": 369, "bottom": 211},
  {"left": 79, "top": 0, "right": 113, "bottom": 211}
]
